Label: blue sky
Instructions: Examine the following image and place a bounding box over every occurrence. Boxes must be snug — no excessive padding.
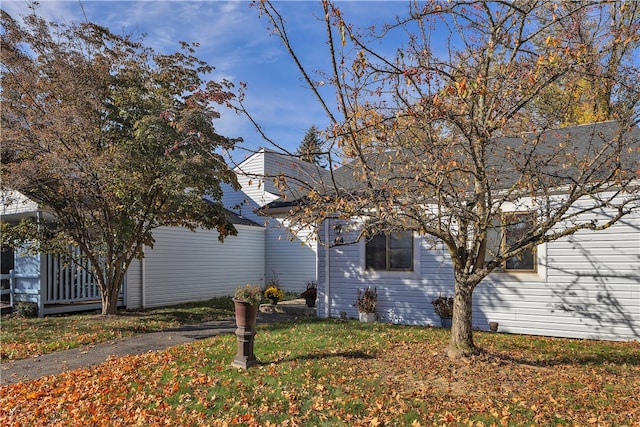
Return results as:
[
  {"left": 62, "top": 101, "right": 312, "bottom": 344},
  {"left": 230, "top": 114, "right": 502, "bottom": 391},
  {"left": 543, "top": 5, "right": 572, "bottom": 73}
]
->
[{"left": 2, "top": 0, "right": 405, "bottom": 164}]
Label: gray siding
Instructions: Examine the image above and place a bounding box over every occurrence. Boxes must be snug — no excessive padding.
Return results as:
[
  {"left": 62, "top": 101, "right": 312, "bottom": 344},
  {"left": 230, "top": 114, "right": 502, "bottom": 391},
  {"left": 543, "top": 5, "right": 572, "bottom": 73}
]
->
[
  {"left": 318, "top": 197, "right": 640, "bottom": 341},
  {"left": 478, "top": 210, "right": 640, "bottom": 340},
  {"left": 317, "top": 219, "right": 454, "bottom": 325}
]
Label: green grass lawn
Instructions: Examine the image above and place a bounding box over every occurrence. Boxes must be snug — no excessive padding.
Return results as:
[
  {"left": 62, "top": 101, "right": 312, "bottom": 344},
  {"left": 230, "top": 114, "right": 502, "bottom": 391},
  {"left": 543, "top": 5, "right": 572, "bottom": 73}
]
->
[
  {"left": 1, "top": 313, "right": 639, "bottom": 426},
  {"left": 0, "top": 297, "right": 237, "bottom": 360}
]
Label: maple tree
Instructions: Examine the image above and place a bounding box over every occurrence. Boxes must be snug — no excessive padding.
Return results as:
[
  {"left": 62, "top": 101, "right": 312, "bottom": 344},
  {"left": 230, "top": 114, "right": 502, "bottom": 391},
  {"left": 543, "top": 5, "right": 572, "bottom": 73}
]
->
[
  {"left": 0, "top": 10, "right": 240, "bottom": 314},
  {"left": 253, "top": 1, "right": 640, "bottom": 358}
]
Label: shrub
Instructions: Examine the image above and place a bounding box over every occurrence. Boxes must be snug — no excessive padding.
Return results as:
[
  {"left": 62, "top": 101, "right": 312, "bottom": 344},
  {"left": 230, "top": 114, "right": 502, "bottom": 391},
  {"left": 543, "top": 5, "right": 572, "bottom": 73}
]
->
[{"left": 13, "top": 301, "right": 38, "bottom": 318}]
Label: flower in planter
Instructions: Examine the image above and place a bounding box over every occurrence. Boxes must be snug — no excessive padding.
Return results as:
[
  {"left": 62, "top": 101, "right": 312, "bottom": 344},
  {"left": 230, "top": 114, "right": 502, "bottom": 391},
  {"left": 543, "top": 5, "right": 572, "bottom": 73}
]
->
[
  {"left": 301, "top": 281, "right": 317, "bottom": 307},
  {"left": 431, "top": 294, "right": 454, "bottom": 318},
  {"left": 355, "top": 287, "right": 377, "bottom": 313},
  {"left": 264, "top": 285, "right": 284, "bottom": 303},
  {"left": 300, "top": 281, "right": 317, "bottom": 299},
  {"left": 233, "top": 284, "right": 262, "bottom": 306}
]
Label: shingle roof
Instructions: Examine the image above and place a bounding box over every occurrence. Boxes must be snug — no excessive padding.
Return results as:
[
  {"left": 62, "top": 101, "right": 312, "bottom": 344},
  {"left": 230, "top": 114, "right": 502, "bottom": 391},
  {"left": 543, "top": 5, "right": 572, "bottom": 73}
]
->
[
  {"left": 260, "top": 121, "right": 640, "bottom": 212},
  {"left": 225, "top": 208, "right": 262, "bottom": 227}
]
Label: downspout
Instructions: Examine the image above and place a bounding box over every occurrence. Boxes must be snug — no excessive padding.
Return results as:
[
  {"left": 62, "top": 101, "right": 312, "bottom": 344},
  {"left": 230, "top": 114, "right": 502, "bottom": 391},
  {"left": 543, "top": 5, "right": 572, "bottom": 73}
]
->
[
  {"left": 324, "top": 218, "right": 330, "bottom": 318},
  {"left": 141, "top": 246, "right": 146, "bottom": 309}
]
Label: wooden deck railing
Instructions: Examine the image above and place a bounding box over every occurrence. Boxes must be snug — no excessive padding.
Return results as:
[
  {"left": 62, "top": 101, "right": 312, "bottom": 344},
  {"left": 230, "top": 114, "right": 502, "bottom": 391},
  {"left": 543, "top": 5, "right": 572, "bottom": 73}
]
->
[
  {"left": 44, "top": 249, "right": 101, "bottom": 304},
  {"left": 1, "top": 272, "right": 14, "bottom": 309}
]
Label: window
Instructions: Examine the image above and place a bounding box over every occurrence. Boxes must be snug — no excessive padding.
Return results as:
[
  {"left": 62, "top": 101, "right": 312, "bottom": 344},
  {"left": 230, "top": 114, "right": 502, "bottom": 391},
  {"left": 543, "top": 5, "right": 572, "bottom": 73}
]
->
[
  {"left": 365, "top": 231, "right": 413, "bottom": 271},
  {"left": 503, "top": 213, "right": 536, "bottom": 272},
  {"left": 486, "top": 212, "right": 537, "bottom": 273}
]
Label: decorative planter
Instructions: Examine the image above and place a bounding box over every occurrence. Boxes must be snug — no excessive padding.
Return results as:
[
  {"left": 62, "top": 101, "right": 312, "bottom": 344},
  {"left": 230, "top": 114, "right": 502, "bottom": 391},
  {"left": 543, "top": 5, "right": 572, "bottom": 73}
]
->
[
  {"left": 489, "top": 321, "right": 499, "bottom": 332},
  {"left": 305, "top": 296, "right": 316, "bottom": 308},
  {"left": 231, "top": 298, "right": 258, "bottom": 369},
  {"left": 440, "top": 317, "right": 452, "bottom": 329},
  {"left": 268, "top": 297, "right": 279, "bottom": 305},
  {"left": 359, "top": 312, "right": 376, "bottom": 322}
]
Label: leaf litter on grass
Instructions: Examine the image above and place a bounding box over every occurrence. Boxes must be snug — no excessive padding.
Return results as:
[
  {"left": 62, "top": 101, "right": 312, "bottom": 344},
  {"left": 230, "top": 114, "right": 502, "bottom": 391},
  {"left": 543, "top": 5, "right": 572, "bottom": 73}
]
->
[{"left": 1, "top": 320, "right": 639, "bottom": 426}]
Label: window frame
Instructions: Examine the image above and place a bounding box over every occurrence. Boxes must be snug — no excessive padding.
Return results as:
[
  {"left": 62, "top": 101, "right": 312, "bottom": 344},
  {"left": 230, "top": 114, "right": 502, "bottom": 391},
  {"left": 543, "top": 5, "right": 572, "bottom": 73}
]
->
[
  {"left": 365, "top": 231, "right": 414, "bottom": 272},
  {"left": 501, "top": 212, "right": 537, "bottom": 273}
]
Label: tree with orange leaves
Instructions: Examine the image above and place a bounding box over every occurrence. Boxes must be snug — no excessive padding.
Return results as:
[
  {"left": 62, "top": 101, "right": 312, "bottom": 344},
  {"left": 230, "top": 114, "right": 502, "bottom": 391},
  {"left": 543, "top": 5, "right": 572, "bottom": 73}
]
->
[{"left": 252, "top": 1, "right": 640, "bottom": 358}]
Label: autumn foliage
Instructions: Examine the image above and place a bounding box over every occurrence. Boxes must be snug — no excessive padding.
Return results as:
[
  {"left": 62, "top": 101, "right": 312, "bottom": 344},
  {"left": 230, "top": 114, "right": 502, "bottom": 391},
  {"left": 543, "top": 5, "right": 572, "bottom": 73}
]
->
[
  {"left": 1, "top": 11, "right": 240, "bottom": 315},
  {"left": 255, "top": 1, "right": 640, "bottom": 359}
]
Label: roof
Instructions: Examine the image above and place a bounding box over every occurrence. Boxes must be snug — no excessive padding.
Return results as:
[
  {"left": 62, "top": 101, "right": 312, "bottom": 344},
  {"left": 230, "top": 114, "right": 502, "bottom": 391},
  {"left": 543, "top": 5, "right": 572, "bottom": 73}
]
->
[
  {"left": 259, "top": 120, "right": 640, "bottom": 213},
  {"left": 225, "top": 208, "right": 262, "bottom": 227}
]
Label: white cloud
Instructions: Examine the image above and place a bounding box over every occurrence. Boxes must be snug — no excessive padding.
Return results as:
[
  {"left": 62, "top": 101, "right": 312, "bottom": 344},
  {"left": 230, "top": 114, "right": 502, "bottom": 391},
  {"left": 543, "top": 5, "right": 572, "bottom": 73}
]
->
[{"left": 1, "top": 1, "right": 399, "bottom": 163}]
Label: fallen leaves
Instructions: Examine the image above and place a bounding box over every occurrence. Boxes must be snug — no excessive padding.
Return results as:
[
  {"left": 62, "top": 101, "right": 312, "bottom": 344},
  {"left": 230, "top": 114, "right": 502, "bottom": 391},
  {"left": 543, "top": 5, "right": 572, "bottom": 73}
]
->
[
  {"left": 0, "top": 300, "right": 235, "bottom": 361},
  {"left": 1, "top": 321, "right": 639, "bottom": 426}
]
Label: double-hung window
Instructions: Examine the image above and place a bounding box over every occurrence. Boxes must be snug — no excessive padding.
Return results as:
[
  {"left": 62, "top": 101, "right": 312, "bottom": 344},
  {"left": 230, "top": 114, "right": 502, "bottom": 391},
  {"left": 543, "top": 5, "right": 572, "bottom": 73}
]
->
[
  {"left": 486, "top": 212, "right": 537, "bottom": 272},
  {"left": 365, "top": 231, "right": 413, "bottom": 271},
  {"left": 503, "top": 212, "right": 536, "bottom": 272}
]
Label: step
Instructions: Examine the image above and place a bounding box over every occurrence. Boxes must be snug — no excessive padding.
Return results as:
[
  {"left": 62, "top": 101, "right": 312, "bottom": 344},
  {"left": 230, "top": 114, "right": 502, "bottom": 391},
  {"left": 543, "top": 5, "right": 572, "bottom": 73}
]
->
[{"left": 259, "top": 298, "right": 316, "bottom": 316}]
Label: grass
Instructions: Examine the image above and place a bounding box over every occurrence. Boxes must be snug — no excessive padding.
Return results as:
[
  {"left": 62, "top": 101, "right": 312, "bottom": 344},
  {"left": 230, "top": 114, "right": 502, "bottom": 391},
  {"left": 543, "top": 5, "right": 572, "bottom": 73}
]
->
[
  {"left": 0, "top": 296, "right": 237, "bottom": 360},
  {"left": 1, "top": 315, "right": 640, "bottom": 426},
  {"left": 2, "top": 299, "right": 639, "bottom": 425}
]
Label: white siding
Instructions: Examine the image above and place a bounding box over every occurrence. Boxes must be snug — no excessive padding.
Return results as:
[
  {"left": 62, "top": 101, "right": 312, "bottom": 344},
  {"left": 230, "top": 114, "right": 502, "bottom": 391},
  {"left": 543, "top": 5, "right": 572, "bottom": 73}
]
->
[
  {"left": 479, "top": 209, "right": 640, "bottom": 340},
  {"left": 264, "top": 220, "right": 317, "bottom": 291},
  {"left": 317, "top": 218, "right": 455, "bottom": 325},
  {"left": 318, "top": 198, "right": 640, "bottom": 341},
  {"left": 222, "top": 149, "right": 324, "bottom": 293},
  {"left": 132, "top": 224, "right": 265, "bottom": 308},
  {"left": 125, "top": 258, "right": 142, "bottom": 309},
  {"left": 1, "top": 191, "right": 38, "bottom": 215},
  {"left": 227, "top": 151, "right": 281, "bottom": 213}
]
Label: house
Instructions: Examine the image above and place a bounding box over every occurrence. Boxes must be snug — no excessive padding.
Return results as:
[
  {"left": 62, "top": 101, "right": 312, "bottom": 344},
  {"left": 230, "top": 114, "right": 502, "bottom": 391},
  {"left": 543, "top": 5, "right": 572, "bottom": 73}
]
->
[
  {"left": 1, "top": 149, "right": 324, "bottom": 316},
  {"left": 269, "top": 122, "right": 640, "bottom": 341},
  {"left": 1, "top": 191, "right": 266, "bottom": 315},
  {"left": 221, "top": 148, "right": 328, "bottom": 291}
]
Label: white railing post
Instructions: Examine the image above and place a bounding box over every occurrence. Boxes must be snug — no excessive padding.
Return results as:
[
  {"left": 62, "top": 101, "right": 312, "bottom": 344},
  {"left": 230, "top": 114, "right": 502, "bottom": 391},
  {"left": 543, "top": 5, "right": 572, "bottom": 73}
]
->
[
  {"left": 39, "top": 253, "right": 45, "bottom": 317},
  {"left": 9, "top": 270, "right": 14, "bottom": 307}
]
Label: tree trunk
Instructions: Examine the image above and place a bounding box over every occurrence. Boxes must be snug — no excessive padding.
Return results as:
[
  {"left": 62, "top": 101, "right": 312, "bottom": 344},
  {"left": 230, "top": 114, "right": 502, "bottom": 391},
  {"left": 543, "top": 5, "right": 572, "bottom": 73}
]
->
[
  {"left": 446, "top": 280, "right": 479, "bottom": 359},
  {"left": 99, "top": 278, "right": 123, "bottom": 315}
]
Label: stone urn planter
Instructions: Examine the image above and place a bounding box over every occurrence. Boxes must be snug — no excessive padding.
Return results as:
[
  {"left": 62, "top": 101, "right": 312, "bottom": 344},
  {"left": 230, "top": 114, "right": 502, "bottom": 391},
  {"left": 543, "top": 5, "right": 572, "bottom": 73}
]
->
[
  {"left": 231, "top": 285, "right": 261, "bottom": 369},
  {"left": 233, "top": 298, "right": 258, "bottom": 329}
]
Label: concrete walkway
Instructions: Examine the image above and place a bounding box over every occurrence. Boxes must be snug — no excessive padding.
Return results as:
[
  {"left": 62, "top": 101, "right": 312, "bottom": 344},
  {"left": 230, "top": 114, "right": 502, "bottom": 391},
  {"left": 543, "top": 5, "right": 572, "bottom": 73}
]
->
[{"left": 1, "top": 300, "right": 315, "bottom": 386}]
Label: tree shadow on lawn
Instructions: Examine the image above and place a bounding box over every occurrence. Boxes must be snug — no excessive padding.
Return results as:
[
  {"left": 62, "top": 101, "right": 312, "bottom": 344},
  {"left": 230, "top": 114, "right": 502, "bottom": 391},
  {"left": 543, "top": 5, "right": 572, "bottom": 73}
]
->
[
  {"left": 259, "top": 349, "right": 376, "bottom": 366},
  {"left": 260, "top": 318, "right": 640, "bottom": 367},
  {"left": 478, "top": 347, "right": 640, "bottom": 367}
]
